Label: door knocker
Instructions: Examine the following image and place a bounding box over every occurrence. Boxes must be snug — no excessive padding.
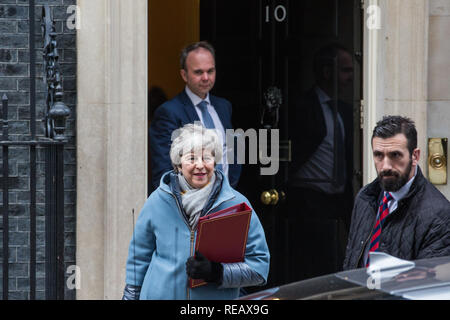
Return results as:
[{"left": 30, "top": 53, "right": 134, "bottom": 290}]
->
[{"left": 261, "top": 86, "right": 282, "bottom": 129}]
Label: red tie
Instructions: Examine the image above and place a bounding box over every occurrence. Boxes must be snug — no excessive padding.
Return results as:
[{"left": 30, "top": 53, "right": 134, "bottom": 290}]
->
[{"left": 366, "top": 192, "right": 393, "bottom": 267}]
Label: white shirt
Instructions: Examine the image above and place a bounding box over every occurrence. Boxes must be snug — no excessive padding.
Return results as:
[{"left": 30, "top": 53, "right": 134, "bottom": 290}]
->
[
  {"left": 387, "top": 165, "right": 418, "bottom": 213},
  {"left": 185, "top": 86, "right": 229, "bottom": 178},
  {"left": 293, "top": 86, "right": 346, "bottom": 194}
]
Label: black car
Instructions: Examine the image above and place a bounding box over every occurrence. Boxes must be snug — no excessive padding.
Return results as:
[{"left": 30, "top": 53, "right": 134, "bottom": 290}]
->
[{"left": 240, "top": 253, "right": 450, "bottom": 300}]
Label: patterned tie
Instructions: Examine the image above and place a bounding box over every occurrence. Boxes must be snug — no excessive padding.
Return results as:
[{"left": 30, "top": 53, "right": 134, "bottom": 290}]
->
[
  {"left": 197, "top": 100, "right": 223, "bottom": 172},
  {"left": 366, "top": 192, "right": 393, "bottom": 267}
]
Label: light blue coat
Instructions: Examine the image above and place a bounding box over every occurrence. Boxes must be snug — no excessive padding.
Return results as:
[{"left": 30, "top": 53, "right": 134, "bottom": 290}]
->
[{"left": 125, "top": 171, "right": 270, "bottom": 300}]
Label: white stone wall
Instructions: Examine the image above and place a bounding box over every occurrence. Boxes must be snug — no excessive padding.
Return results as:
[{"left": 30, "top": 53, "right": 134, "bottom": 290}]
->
[
  {"left": 76, "top": 0, "right": 148, "bottom": 299},
  {"left": 428, "top": 0, "right": 450, "bottom": 197},
  {"left": 363, "top": 0, "right": 429, "bottom": 184}
]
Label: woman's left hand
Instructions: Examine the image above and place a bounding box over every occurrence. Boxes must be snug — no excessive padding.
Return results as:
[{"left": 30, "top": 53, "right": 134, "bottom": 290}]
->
[{"left": 186, "top": 251, "right": 223, "bottom": 284}]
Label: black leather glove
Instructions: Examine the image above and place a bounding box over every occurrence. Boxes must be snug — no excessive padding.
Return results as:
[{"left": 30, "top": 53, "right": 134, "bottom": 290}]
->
[
  {"left": 122, "top": 284, "right": 141, "bottom": 300},
  {"left": 186, "top": 251, "right": 223, "bottom": 284}
]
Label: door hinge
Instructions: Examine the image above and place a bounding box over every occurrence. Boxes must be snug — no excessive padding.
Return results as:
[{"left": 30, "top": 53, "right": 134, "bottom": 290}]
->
[{"left": 360, "top": 99, "right": 364, "bottom": 129}]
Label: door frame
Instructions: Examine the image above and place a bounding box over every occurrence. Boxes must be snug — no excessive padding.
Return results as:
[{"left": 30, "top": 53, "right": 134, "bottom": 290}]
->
[{"left": 361, "top": 0, "right": 430, "bottom": 185}]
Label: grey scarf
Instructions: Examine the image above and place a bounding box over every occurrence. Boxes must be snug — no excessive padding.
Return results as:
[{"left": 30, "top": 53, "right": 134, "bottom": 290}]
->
[{"left": 178, "top": 172, "right": 216, "bottom": 230}]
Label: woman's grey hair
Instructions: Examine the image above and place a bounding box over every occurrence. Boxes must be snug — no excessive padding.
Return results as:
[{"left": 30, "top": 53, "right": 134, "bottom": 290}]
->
[{"left": 170, "top": 123, "right": 223, "bottom": 171}]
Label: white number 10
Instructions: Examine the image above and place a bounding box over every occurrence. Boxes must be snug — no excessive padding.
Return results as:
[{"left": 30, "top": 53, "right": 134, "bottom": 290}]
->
[{"left": 265, "top": 5, "right": 287, "bottom": 23}]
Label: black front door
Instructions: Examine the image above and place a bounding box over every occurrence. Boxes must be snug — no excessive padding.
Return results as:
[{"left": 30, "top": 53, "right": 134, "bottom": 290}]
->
[{"left": 201, "top": 0, "right": 362, "bottom": 288}]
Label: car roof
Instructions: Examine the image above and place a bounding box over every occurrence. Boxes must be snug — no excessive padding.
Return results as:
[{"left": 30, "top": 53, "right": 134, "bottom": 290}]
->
[
  {"left": 338, "top": 254, "right": 450, "bottom": 300},
  {"left": 241, "top": 254, "right": 450, "bottom": 300}
]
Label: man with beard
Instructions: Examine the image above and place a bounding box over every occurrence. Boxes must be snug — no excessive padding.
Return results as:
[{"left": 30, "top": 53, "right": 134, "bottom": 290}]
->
[{"left": 343, "top": 115, "right": 450, "bottom": 269}]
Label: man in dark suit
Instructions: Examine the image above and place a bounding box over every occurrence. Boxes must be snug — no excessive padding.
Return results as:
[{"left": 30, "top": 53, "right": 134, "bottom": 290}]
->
[
  {"left": 286, "top": 44, "right": 355, "bottom": 281},
  {"left": 149, "top": 41, "right": 241, "bottom": 192}
]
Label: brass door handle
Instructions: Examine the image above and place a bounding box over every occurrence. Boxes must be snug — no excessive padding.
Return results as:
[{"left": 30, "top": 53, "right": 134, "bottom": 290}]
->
[{"left": 261, "top": 189, "right": 279, "bottom": 205}]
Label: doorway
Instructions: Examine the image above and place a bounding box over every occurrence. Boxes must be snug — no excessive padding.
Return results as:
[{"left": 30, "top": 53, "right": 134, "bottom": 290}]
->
[
  {"left": 147, "top": 0, "right": 200, "bottom": 194},
  {"left": 200, "top": 0, "right": 363, "bottom": 288}
]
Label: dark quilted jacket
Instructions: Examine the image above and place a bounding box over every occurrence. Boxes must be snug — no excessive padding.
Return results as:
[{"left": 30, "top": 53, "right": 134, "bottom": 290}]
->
[{"left": 343, "top": 167, "right": 450, "bottom": 270}]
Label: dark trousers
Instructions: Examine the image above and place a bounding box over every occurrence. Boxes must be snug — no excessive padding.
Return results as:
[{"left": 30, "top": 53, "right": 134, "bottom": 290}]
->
[{"left": 284, "top": 186, "right": 352, "bottom": 283}]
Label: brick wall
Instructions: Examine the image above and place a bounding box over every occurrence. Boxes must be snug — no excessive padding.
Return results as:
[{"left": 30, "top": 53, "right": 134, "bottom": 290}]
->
[{"left": 0, "top": 0, "right": 76, "bottom": 300}]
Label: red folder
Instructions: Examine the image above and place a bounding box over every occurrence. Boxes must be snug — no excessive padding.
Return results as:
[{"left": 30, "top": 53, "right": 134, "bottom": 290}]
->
[{"left": 189, "top": 202, "right": 252, "bottom": 288}]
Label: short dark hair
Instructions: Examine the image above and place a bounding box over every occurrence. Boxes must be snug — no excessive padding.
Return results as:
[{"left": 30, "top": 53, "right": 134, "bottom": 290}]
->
[
  {"left": 313, "top": 43, "right": 351, "bottom": 81},
  {"left": 372, "top": 115, "right": 417, "bottom": 155},
  {"left": 180, "top": 41, "right": 216, "bottom": 70}
]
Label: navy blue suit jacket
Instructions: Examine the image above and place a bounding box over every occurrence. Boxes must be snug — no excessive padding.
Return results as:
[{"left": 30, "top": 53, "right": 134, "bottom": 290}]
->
[{"left": 149, "top": 90, "right": 241, "bottom": 192}]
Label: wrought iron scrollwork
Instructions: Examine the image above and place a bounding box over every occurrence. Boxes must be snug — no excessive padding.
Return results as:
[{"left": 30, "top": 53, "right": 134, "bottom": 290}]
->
[{"left": 41, "top": 5, "right": 70, "bottom": 141}]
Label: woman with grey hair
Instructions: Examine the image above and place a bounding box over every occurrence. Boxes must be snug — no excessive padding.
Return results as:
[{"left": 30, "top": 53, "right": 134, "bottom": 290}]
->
[{"left": 123, "top": 123, "right": 270, "bottom": 300}]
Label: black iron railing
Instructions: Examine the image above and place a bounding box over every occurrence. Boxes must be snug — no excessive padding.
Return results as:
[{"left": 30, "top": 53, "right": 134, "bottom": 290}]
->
[{"left": 1, "top": 1, "right": 70, "bottom": 300}]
